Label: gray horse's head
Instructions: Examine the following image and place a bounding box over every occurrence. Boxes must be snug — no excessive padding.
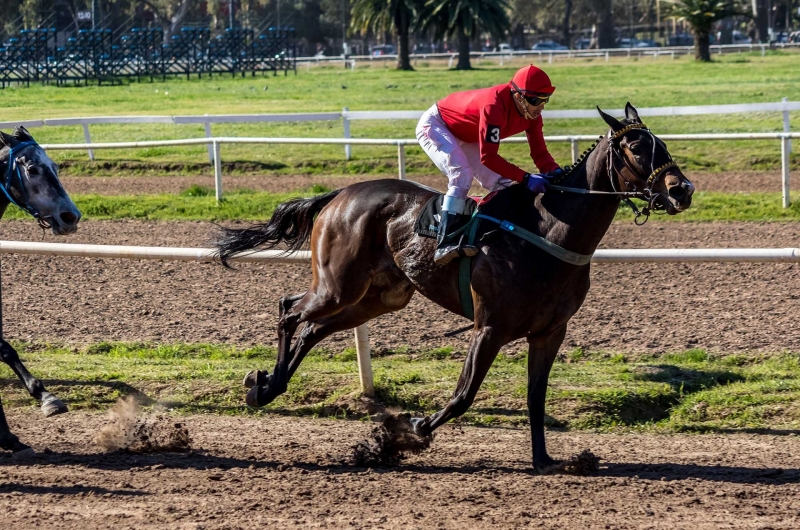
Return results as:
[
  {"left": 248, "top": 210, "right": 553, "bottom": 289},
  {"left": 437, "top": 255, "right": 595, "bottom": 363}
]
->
[{"left": 0, "top": 127, "right": 81, "bottom": 235}]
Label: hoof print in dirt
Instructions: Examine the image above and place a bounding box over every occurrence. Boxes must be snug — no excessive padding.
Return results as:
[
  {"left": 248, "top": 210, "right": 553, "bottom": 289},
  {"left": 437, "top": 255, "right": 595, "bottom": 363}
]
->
[{"left": 350, "top": 413, "right": 432, "bottom": 467}]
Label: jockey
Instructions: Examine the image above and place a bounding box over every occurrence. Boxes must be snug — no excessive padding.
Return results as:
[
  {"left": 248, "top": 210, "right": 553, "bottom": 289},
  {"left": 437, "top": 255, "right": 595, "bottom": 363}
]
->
[{"left": 416, "top": 64, "right": 562, "bottom": 265}]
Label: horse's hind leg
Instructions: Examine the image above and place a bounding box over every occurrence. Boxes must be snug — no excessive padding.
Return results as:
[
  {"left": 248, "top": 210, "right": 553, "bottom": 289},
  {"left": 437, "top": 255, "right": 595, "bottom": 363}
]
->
[
  {"left": 0, "top": 339, "right": 67, "bottom": 417},
  {"left": 0, "top": 395, "right": 32, "bottom": 454},
  {"left": 244, "top": 293, "right": 305, "bottom": 389},
  {"left": 248, "top": 277, "right": 414, "bottom": 407}
]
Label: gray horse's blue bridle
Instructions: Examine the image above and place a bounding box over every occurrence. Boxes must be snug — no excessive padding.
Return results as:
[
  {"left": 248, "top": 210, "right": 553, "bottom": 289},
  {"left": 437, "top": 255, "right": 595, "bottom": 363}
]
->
[{"left": 0, "top": 141, "right": 47, "bottom": 224}]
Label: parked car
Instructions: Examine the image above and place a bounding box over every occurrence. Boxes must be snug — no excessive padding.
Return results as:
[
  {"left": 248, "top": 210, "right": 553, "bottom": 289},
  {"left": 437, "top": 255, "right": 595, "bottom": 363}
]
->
[
  {"left": 732, "top": 30, "right": 752, "bottom": 44},
  {"left": 616, "top": 37, "right": 640, "bottom": 48},
  {"left": 413, "top": 43, "right": 433, "bottom": 54},
  {"left": 369, "top": 45, "right": 395, "bottom": 56},
  {"left": 532, "top": 40, "right": 568, "bottom": 51},
  {"left": 497, "top": 43, "right": 514, "bottom": 52},
  {"left": 635, "top": 39, "right": 660, "bottom": 48},
  {"left": 668, "top": 33, "right": 695, "bottom": 46},
  {"left": 573, "top": 38, "right": 591, "bottom": 50}
]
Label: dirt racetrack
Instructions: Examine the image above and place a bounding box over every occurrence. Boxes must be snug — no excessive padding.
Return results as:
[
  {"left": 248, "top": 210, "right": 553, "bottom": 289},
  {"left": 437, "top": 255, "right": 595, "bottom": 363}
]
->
[
  {"left": 1, "top": 409, "right": 799, "bottom": 529},
  {"left": 0, "top": 218, "right": 798, "bottom": 353}
]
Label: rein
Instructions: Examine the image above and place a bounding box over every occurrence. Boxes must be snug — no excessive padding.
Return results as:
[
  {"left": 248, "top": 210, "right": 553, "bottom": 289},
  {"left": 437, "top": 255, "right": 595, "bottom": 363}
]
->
[
  {"left": 547, "top": 123, "right": 678, "bottom": 225},
  {"left": 0, "top": 141, "right": 49, "bottom": 228}
]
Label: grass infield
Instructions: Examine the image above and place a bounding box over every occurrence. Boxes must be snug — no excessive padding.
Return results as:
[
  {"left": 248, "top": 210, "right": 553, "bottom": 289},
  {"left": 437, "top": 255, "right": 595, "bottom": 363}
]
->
[
  {"left": 0, "top": 52, "right": 797, "bottom": 176},
  {"left": 1, "top": 342, "right": 798, "bottom": 433},
  {"left": 3, "top": 186, "right": 800, "bottom": 222}
]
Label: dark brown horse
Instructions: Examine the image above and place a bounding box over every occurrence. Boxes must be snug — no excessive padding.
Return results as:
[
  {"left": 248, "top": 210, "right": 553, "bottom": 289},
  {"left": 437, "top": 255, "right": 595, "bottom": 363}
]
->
[
  {"left": 215, "top": 104, "right": 694, "bottom": 471},
  {"left": 0, "top": 127, "right": 82, "bottom": 456}
]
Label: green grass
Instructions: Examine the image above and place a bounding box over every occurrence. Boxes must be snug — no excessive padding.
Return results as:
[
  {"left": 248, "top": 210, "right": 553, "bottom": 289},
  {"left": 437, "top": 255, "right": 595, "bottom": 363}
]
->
[
  {"left": 1, "top": 53, "right": 799, "bottom": 176},
  {"left": 2, "top": 341, "right": 799, "bottom": 432},
  {"left": 3, "top": 187, "right": 800, "bottom": 222}
]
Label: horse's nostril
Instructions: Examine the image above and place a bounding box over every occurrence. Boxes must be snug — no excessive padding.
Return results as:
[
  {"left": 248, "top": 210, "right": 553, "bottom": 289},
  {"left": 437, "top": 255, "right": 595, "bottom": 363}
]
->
[
  {"left": 668, "top": 186, "right": 685, "bottom": 200},
  {"left": 60, "top": 211, "right": 78, "bottom": 225}
]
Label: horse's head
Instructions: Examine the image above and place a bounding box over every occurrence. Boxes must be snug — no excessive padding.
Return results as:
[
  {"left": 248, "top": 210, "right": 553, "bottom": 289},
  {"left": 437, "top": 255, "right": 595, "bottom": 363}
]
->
[
  {"left": 0, "top": 127, "right": 81, "bottom": 235},
  {"left": 597, "top": 103, "right": 694, "bottom": 216}
]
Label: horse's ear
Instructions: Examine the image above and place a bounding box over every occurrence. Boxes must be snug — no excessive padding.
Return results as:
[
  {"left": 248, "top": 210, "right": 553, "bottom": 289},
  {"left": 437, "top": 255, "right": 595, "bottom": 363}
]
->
[
  {"left": 0, "top": 130, "right": 18, "bottom": 148},
  {"left": 624, "top": 102, "right": 641, "bottom": 123},
  {"left": 597, "top": 106, "right": 624, "bottom": 132},
  {"left": 11, "top": 126, "right": 33, "bottom": 142}
]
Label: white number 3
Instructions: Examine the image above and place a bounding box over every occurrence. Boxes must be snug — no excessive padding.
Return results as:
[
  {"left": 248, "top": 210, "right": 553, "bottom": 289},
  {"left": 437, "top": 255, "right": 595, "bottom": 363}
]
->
[{"left": 489, "top": 127, "right": 500, "bottom": 143}]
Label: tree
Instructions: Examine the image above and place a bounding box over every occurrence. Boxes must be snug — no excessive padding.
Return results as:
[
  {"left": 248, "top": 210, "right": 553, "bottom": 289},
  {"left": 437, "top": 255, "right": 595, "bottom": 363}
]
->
[
  {"left": 670, "top": 0, "right": 740, "bottom": 61},
  {"left": 351, "top": 0, "right": 418, "bottom": 70},
  {"left": 418, "top": 0, "right": 510, "bottom": 70}
]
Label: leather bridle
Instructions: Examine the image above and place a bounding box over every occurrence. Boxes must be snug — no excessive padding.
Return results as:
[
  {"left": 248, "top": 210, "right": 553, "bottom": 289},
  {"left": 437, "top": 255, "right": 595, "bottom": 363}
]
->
[{"left": 549, "top": 122, "right": 679, "bottom": 225}]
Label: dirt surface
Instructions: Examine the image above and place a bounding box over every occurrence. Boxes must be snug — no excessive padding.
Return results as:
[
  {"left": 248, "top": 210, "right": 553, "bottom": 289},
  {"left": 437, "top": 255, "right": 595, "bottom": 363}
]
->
[
  {"left": 1, "top": 410, "right": 799, "bottom": 529},
  {"left": 0, "top": 219, "right": 798, "bottom": 354},
  {"left": 58, "top": 170, "right": 797, "bottom": 195}
]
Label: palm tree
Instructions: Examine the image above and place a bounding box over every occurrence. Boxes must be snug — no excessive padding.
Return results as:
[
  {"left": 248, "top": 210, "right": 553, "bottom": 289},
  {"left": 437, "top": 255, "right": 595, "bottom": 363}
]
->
[
  {"left": 418, "top": 0, "right": 511, "bottom": 70},
  {"left": 669, "top": 0, "right": 740, "bottom": 61},
  {"left": 351, "top": 0, "right": 419, "bottom": 70}
]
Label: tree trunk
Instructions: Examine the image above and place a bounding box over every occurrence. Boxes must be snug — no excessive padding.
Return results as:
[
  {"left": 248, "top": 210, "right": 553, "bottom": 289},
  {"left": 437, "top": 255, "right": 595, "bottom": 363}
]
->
[
  {"left": 456, "top": 25, "right": 471, "bottom": 70},
  {"left": 563, "top": 0, "right": 573, "bottom": 48},
  {"left": 694, "top": 28, "right": 710, "bottom": 61},
  {"left": 395, "top": 11, "right": 413, "bottom": 70},
  {"left": 595, "top": 0, "right": 615, "bottom": 49}
]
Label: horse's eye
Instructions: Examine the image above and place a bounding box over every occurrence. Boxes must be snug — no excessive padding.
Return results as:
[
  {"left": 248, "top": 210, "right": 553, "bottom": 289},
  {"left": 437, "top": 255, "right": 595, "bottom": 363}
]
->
[
  {"left": 27, "top": 166, "right": 39, "bottom": 176},
  {"left": 628, "top": 142, "right": 642, "bottom": 154}
]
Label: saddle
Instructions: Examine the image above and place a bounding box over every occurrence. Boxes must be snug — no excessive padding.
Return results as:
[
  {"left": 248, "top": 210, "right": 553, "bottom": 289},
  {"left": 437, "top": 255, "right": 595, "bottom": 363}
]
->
[
  {"left": 413, "top": 186, "right": 528, "bottom": 242},
  {"left": 414, "top": 186, "right": 594, "bottom": 320}
]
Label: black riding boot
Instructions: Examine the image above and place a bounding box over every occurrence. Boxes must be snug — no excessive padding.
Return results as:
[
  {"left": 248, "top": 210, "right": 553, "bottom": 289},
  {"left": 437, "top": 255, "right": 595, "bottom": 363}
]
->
[{"left": 433, "top": 210, "right": 478, "bottom": 266}]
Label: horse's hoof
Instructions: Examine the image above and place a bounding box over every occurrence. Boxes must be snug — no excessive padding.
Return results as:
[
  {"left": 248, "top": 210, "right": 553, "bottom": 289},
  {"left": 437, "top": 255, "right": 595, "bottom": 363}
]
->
[
  {"left": 534, "top": 458, "right": 563, "bottom": 475},
  {"left": 12, "top": 447, "right": 36, "bottom": 461},
  {"left": 245, "top": 386, "right": 263, "bottom": 407},
  {"left": 409, "top": 417, "right": 429, "bottom": 437},
  {"left": 243, "top": 370, "right": 268, "bottom": 389},
  {"left": 41, "top": 397, "right": 68, "bottom": 417}
]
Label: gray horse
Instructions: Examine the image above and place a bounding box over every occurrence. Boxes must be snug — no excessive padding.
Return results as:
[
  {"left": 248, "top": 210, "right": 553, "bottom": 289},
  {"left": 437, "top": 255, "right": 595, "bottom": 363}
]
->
[{"left": 0, "top": 126, "right": 81, "bottom": 456}]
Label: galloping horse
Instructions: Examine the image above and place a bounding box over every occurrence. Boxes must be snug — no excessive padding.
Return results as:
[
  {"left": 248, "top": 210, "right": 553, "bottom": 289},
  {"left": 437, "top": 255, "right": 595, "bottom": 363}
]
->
[
  {"left": 215, "top": 104, "right": 694, "bottom": 471},
  {"left": 0, "top": 127, "right": 81, "bottom": 455}
]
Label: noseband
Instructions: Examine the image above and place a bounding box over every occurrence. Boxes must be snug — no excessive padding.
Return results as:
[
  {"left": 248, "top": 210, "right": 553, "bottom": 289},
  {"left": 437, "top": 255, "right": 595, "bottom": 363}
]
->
[
  {"left": 607, "top": 123, "right": 678, "bottom": 225},
  {"left": 0, "top": 141, "right": 50, "bottom": 228},
  {"left": 549, "top": 123, "right": 679, "bottom": 225}
]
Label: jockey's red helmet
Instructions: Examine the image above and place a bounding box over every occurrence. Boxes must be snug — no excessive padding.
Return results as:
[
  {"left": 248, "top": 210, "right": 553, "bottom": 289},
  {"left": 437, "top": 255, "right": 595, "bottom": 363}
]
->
[{"left": 510, "top": 65, "right": 556, "bottom": 96}]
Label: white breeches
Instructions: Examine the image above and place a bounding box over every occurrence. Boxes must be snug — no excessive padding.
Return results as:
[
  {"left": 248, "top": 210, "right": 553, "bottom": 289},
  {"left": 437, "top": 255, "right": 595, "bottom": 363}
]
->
[{"left": 416, "top": 104, "right": 515, "bottom": 201}]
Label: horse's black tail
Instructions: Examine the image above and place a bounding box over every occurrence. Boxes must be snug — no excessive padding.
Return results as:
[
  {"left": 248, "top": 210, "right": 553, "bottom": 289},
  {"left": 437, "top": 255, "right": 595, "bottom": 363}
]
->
[{"left": 214, "top": 189, "right": 343, "bottom": 268}]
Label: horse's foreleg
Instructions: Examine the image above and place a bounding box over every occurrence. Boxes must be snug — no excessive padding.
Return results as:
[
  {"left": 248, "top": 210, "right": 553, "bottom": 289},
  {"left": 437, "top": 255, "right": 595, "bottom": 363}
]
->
[
  {"left": 0, "top": 395, "right": 32, "bottom": 454},
  {"left": 0, "top": 339, "right": 67, "bottom": 417},
  {"left": 527, "top": 325, "right": 567, "bottom": 473},
  {"left": 412, "top": 325, "right": 505, "bottom": 436}
]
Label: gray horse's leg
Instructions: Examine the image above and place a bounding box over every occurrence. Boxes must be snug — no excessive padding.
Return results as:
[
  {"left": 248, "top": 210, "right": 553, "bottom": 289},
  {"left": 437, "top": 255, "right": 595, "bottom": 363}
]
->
[
  {"left": 526, "top": 325, "right": 568, "bottom": 473},
  {"left": 0, "top": 339, "right": 67, "bottom": 417},
  {"left": 412, "top": 325, "right": 506, "bottom": 435},
  {"left": 0, "top": 394, "right": 32, "bottom": 454}
]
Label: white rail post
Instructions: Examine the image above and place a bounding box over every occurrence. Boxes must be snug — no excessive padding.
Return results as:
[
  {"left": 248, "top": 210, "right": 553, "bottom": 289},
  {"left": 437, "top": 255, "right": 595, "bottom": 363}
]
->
[
  {"left": 213, "top": 140, "right": 223, "bottom": 202},
  {"left": 82, "top": 124, "right": 95, "bottom": 161},
  {"left": 570, "top": 138, "right": 579, "bottom": 164},
  {"left": 204, "top": 119, "right": 213, "bottom": 163},
  {"left": 782, "top": 135, "right": 791, "bottom": 209},
  {"left": 397, "top": 143, "right": 406, "bottom": 180},
  {"left": 783, "top": 97, "right": 792, "bottom": 153},
  {"left": 343, "top": 107, "right": 352, "bottom": 161},
  {"left": 354, "top": 324, "right": 374, "bottom": 397}
]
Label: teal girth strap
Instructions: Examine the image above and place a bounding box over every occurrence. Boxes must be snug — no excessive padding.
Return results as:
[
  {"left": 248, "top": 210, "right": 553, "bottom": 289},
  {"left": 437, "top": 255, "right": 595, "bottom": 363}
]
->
[{"left": 456, "top": 214, "right": 594, "bottom": 321}]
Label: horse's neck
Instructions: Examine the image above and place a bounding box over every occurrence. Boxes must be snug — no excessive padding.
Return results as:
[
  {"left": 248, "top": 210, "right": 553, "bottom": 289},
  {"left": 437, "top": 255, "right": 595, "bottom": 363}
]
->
[{"left": 536, "top": 137, "right": 621, "bottom": 255}]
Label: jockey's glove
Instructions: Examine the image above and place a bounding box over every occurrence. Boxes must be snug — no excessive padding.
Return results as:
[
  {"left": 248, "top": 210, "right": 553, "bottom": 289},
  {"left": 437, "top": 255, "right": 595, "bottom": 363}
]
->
[
  {"left": 544, "top": 167, "right": 564, "bottom": 180},
  {"left": 522, "top": 173, "right": 550, "bottom": 194}
]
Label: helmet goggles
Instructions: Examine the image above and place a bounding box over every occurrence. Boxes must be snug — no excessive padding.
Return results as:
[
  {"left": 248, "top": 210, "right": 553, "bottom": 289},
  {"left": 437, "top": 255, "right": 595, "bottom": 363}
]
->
[{"left": 511, "top": 81, "right": 551, "bottom": 107}]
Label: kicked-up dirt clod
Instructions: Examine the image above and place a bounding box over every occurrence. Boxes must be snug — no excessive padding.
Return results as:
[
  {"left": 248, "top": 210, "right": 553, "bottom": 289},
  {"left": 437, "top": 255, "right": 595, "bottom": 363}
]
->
[
  {"left": 350, "top": 413, "right": 433, "bottom": 466},
  {"left": 95, "top": 396, "right": 191, "bottom": 453}
]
